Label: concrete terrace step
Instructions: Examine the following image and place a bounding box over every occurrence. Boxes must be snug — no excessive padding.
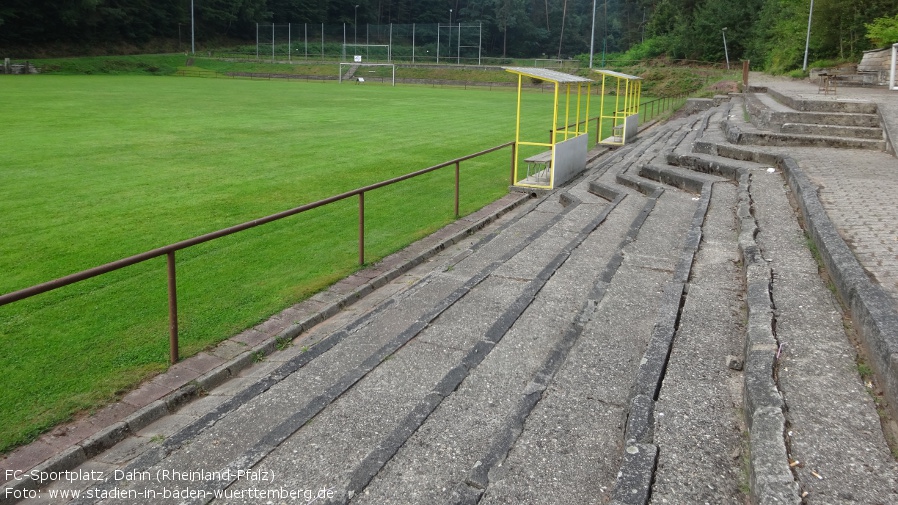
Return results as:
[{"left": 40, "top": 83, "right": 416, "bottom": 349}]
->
[
  {"left": 7, "top": 93, "right": 897, "bottom": 505},
  {"left": 723, "top": 115, "right": 886, "bottom": 151},
  {"left": 7, "top": 133, "right": 698, "bottom": 504},
  {"left": 744, "top": 91, "right": 885, "bottom": 147},
  {"left": 779, "top": 122, "right": 884, "bottom": 140},
  {"left": 748, "top": 91, "right": 881, "bottom": 128},
  {"left": 673, "top": 95, "right": 898, "bottom": 503},
  {"left": 755, "top": 85, "right": 879, "bottom": 115},
  {"left": 5, "top": 115, "right": 746, "bottom": 505}
]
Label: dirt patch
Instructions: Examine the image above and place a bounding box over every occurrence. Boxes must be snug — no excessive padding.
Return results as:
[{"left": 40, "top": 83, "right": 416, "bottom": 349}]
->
[{"left": 708, "top": 80, "right": 740, "bottom": 93}]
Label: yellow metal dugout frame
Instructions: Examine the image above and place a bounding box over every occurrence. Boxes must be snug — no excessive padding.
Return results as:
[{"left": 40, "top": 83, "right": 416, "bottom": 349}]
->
[
  {"left": 593, "top": 69, "right": 642, "bottom": 146},
  {"left": 504, "top": 67, "right": 594, "bottom": 190}
]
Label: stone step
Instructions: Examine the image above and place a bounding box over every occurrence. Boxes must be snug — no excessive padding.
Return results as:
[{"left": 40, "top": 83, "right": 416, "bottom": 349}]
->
[
  {"left": 671, "top": 97, "right": 898, "bottom": 504},
  {"left": 751, "top": 86, "right": 879, "bottom": 114},
  {"left": 748, "top": 92, "right": 881, "bottom": 128},
  {"left": 23, "top": 153, "right": 654, "bottom": 504},
  {"left": 779, "top": 122, "right": 883, "bottom": 140},
  {"left": 723, "top": 118, "right": 886, "bottom": 151}
]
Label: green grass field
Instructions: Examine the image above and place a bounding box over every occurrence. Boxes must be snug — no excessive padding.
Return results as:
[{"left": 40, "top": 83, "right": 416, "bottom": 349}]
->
[{"left": 0, "top": 74, "right": 577, "bottom": 453}]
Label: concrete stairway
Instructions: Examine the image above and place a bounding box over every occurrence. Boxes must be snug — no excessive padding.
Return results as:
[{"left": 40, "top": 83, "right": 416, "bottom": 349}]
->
[
  {"left": 735, "top": 86, "right": 886, "bottom": 150},
  {"left": 342, "top": 64, "right": 361, "bottom": 80},
  {"left": 660, "top": 97, "right": 898, "bottom": 504},
  {"left": 5, "top": 99, "right": 897, "bottom": 505}
]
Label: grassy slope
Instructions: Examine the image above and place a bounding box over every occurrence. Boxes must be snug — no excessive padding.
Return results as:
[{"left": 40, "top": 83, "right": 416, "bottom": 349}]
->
[{"left": 0, "top": 75, "right": 545, "bottom": 452}]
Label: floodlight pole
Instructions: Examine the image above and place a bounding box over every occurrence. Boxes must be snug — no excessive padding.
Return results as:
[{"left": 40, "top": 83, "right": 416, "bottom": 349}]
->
[
  {"left": 190, "top": 0, "right": 195, "bottom": 55},
  {"left": 722, "top": 27, "right": 729, "bottom": 70},
  {"left": 601, "top": 0, "right": 607, "bottom": 68},
  {"left": 449, "top": 9, "right": 453, "bottom": 61},
  {"left": 802, "top": 0, "right": 814, "bottom": 71},
  {"left": 589, "top": 0, "right": 597, "bottom": 68},
  {"left": 354, "top": 5, "right": 359, "bottom": 46}
]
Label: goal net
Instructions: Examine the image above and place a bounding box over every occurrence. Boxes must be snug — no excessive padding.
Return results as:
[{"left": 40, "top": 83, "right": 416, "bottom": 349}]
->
[
  {"left": 342, "top": 44, "right": 391, "bottom": 62},
  {"left": 339, "top": 62, "right": 396, "bottom": 86}
]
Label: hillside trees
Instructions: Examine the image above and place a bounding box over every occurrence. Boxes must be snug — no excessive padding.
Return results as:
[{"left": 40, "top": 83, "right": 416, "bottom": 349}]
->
[{"left": 1, "top": 0, "right": 897, "bottom": 69}]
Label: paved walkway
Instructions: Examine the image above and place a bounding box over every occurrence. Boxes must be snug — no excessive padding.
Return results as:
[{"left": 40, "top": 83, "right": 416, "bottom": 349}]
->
[{"left": 749, "top": 73, "right": 898, "bottom": 306}]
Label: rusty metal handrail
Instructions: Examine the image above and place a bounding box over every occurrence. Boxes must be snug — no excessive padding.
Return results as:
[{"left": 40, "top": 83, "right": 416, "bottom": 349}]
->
[{"left": 0, "top": 141, "right": 515, "bottom": 363}]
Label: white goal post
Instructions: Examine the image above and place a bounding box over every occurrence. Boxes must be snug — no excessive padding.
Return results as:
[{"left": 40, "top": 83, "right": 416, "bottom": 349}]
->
[
  {"left": 533, "top": 58, "right": 565, "bottom": 68},
  {"left": 342, "top": 44, "right": 391, "bottom": 62},
  {"left": 339, "top": 62, "right": 396, "bottom": 86}
]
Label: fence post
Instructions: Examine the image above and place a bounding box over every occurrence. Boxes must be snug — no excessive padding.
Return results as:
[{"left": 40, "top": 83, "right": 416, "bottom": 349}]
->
[
  {"left": 358, "top": 192, "right": 365, "bottom": 265},
  {"left": 455, "top": 161, "right": 461, "bottom": 217},
  {"left": 510, "top": 143, "right": 516, "bottom": 186},
  {"left": 167, "top": 252, "right": 179, "bottom": 364}
]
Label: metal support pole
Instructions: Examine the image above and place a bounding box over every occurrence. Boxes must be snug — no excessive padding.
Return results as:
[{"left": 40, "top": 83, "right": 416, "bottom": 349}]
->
[
  {"left": 477, "top": 22, "right": 483, "bottom": 66},
  {"left": 454, "top": 161, "right": 460, "bottom": 217},
  {"left": 803, "top": 0, "right": 815, "bottom": 71},
  {"left": 722, "top": 27, "right": 729, "bottom": 70},
  {"left": 589, "top": 0, "right": 597, "bottom": 68},
  {"left": 272, "top": 23, "right": 275, "bottom": 62},
  {"left": 190, "top": 0, "right": 195, "bottom": 55},
  {"left": 289, "top": 23, "right": 292, "bottom": 62},
  {"left": 358, "top": 192, "right": 365, "bottom": 265},
  {"left": 510, "top": 143, "right": 516, "bottom": 186},
  {"left": 166, "top": 252, "right": 179, "bottom": 364},
  {"left": 412, "top": 24, "right": 416, "bottom": 63},
  {"left": 256, "top": 23, "right": 259, "bottom": 59}
]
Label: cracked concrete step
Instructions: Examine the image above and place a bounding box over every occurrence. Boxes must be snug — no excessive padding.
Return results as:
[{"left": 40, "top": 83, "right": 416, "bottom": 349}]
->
[
  {"left": 649, "top": 181, "right": 747, "bottom": 504},
  {"left": 676, "top": 96, "right": 898, "bottom": 503},
  {"left": 215, "top": 185, "right": 629, "bottom": 504},
  {"left": 748, "top": 92, "right": 881, "bottom": 128},
  {"left": 754, "top": 86, "right": 879, "bottom": 115},
  {"left": 350, "top": 187, "right": 647, "bottom": 505},
  {"left": 724, "top": 122, "right": 886, "bottom": 151},
  {"left": 747, "top": 167, "right": 898, "bottom": 503},
  {"left": 476, "top": 188, "right": 703, "bottom": 505},
  {"left": 24, "top": 193, "right": 574, "bottom": 503},
  {"left": 778, "top": 122, "right": 883, "bottom": 140},
  {"left": 39, "top": 168, "right": 631, "bottom": 504},
  {"left": 724, "top": 96, "right": 886, "bottom": 151}
]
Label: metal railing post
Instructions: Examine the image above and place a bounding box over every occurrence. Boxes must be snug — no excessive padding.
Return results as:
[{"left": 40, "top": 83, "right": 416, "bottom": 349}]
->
[
  {"left": 454, "top": 161, "right": 460, "bottom": 217},
  {"left": 166, "top": 251, "right": 179, "bottom": 364},
  {"left": 358, "top": 192, "right": 365, "bottom": 265},
  {"left": 510, "top": 143, "right": 516, "bottom": 186}
]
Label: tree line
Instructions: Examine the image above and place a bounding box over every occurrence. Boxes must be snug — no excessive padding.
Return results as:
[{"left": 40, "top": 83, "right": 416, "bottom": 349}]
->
[{"left": 2, "top": 0, "right": 897, "bottom": 72}]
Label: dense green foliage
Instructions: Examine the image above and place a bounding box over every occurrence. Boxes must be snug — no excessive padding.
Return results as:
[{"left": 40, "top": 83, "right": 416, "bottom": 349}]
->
[
  {"left": 867, "top": 13, "right": 898, "bottom": 47},
  {"left": 4, "top": 0, "right": 898, "bottom": 70}
]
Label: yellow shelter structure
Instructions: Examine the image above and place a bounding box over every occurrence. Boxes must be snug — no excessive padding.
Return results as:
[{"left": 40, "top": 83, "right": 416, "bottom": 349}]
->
[
  {"left": 504, "top": 67, "right": 594, "bottom": 190},
  {"left": 593, "top": 69, "right": 642, "bottom": 146}
]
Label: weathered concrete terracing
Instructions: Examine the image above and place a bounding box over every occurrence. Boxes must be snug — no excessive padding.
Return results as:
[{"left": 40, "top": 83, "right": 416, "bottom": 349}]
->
[{"left": 2, "top": 76, "right": 898, "bottom": 505}]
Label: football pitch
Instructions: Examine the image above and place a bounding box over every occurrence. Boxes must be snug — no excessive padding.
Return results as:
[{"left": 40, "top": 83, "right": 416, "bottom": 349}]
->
[{"left": 0, "top": 74, "right": 570, "bottom": 452}]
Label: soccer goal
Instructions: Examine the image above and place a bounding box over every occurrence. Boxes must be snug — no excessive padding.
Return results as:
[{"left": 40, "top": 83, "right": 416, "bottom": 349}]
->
[
  {"left": 342, "top": 44, "right": 391, "bottom": 62},
  {"left": 339, "top": 62, "right": 396, "bottom": 86},
  {"left": 533, "top": 58, "right": 565, "bottom": 68}
]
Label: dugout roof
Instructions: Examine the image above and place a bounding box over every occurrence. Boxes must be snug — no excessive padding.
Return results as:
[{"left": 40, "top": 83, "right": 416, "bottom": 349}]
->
[
  {"left": 502, "top": 67, "right": 593, "bottom": 84},
  {"left": 592, "top": 69, "right": 642, "bottom": 81}
]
